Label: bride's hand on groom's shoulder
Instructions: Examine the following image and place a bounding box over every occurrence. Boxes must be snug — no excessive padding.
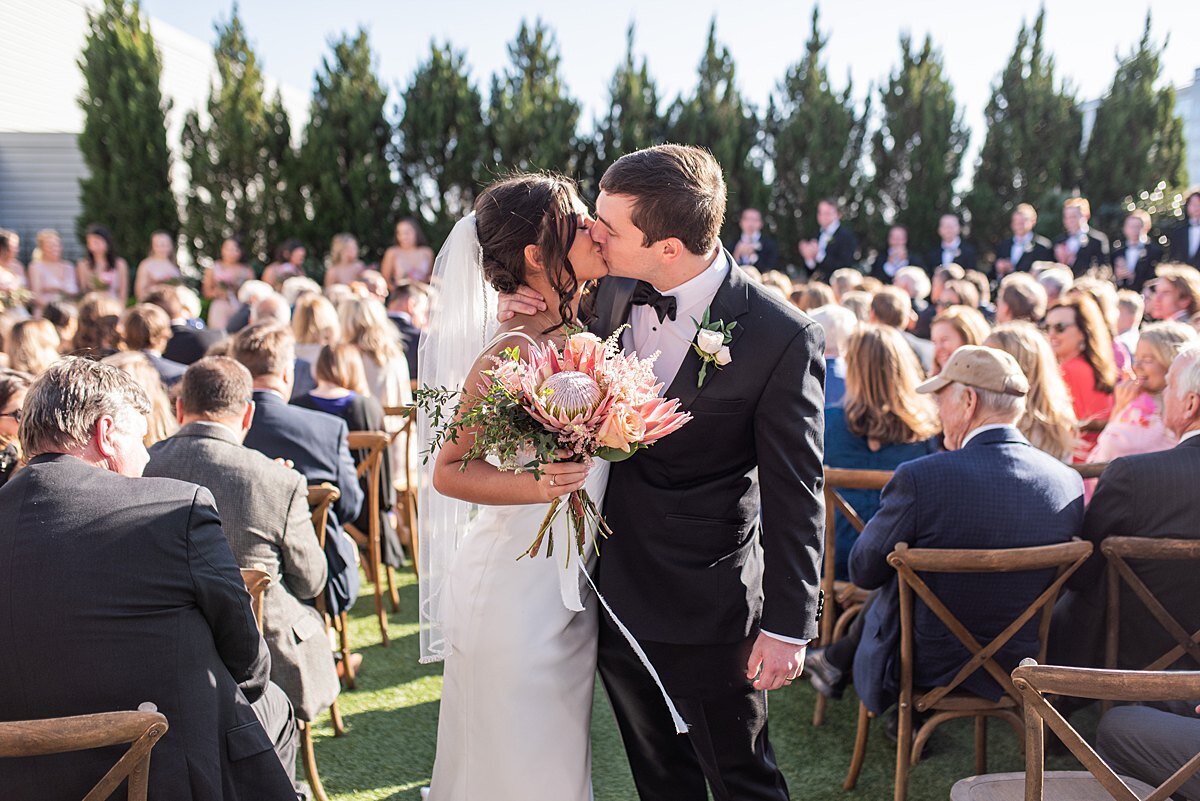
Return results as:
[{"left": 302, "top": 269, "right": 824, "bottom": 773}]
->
[
  {"left": 746, "top": 633, "right": 806, "bottom": 692},
  {"left": 497, "top": 285, "right": 547, "bottom": 322}
]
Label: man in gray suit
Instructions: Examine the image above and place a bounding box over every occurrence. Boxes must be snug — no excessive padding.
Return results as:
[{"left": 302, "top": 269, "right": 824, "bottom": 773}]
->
[{"left": 145, "top": 356, "right": 340, "bottom": 726}]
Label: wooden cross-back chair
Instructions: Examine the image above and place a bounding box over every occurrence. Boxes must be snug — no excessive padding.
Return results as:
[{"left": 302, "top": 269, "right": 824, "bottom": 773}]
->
[
  {"left": 0, "top": 709, "right": 168, "bottom": 801},
  {"left": 239, "top": 568, "right": 271, "bottom": 632},
  {"left": 308, "top": 482, "right": 352, "bottom": 700},
  {"left": 843, "top": 539, "right": 1094, "bottom": 801},
  {"left": 813, "top": 467, "right": 894, "bottom": 727},
  {"left": 383, "top": 404, "right": 419, "bottom": 578},
  {"left": 345, "top": 430, "right": 396, "bottom": 647},
  {"left": 951, "top": 661, "right": 1200, "bottom": 801}
]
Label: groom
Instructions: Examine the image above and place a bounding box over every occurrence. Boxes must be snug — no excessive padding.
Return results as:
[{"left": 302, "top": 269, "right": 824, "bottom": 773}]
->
[{"left": 506, "top": 144, "right": 825, "bottom": 801}]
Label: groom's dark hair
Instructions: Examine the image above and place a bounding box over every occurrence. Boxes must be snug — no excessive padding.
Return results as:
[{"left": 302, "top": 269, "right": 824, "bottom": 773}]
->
[{"left": 600, "top": 144, "right": 726, "bottom": 256}]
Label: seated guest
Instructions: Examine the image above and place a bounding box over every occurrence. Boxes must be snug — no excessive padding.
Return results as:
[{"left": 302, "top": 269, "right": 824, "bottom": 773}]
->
[
  {"left": 930, "top": 304, "right": 990, "bottom": 375},
  {"left": 937, "top": 278, "right": 980, "bottom": 312},
  {"left": 43, "top": 301, "right": 78, "bottom": 353},
  {"left": 250, "top": 292, "right": 292, "bottom": 327},
  {"left": 1167, "top": 189, "right": 1200, "bottom": 269},
  {"left": 794, "top": 282, "right": 836, "bottom": 312},
  {"left": 839, "top": 290, "right": 873, "bottom": 322},
  {"left": 964, "top": 270, "right": 997, "bottom": 323},
  {"left": 760, "top": 270, "right": 794, "bottom": 301},
  {"left": 1070, "top": 277, "right": 1130, "bottom": 371},
  {"left": 894, "top": 265, "right": 933, "bottom": 339},
  {"left": 0, "top": 368, "right": 29, "bottom": 488},
  {"left": 996, "top": 272, "right": 1048, "bottom": 325},
  {"left": 70, "top": 291, "right": 123, "bottom": 360},
  {"left": 799, "top": 198, "right": 859, "bottom": 280},
  {"left": 824, "top": 326, "right": 939, "bottom": 578},
  {"left": 101, "top": 351, "right": 179, "bottom": 447},
  {"left": 234, "top": 322, "right": 364, "bottom": 617},
  {"left": 5, "top": 319, "right": 60, "bottom": 376},
  {"left": 869, "top": 225, "right": 922, "bottom": 283},
  {"left": 119, "top": 303, "right": 187, "bottom": 386},
  {"left": 869, "top": 287, "right": 934, "bottom": 373},
  {"left": 1051, "top": 342, "right": 1200, "bottom": 671},
  {"left": 919, "top": 263, "right": 966, "bottom": 340},
  {"left": 145, "top": 285, "right": 225, "bottom": 365},
  {"left": 281, "top": 275, "right": 323, "bottom": 307},
  {"left": 805, "top": 346, "right": 1084, "bottom": 719},
  {"left": 1149, "top": 263, "right": 1200, "bottom": 323},
  {"left": 1098, "top": 703, "right": 1200, "bottom": 801},
  {"left": 261, "top": 238, "right": 307, "bottom": 290},
  {"left": 146, "top": 357, "right": 340, "bottom": 725},
  {"left": 293, "top": 291, "right": 342, "bottom": 365},
  {"left": 386, "top": 282, "right": 426, "bottom": 378},
  {"left": 1035, "top": 263, "right": 1074, "bottom": 306},
  {"left": 224, "top": 279, "right": 274, "bottom": 335},
  {"left": 808, "top": 304, "right": 857, "bottom": 407},
  {"left": 0, "top": 358, "right": 298, "bottom": 799},
  {"left": 728, "top": 207, "right": 780, "bottom": 270},
  {"left": 925, "top": 214, "right": 978, "bottom": 273},
  {"left": 1113, "top": 210, "right": 1162, "bottom": 291},
  {"left": 1115, "top": 289, "right": 1144, "bottom": 355},
  {"left": 1055, "top": 197, "right": 1110, "bottom": 277},
  {"left": 994, "top": 203, "right": 1054, "bottom": 277},
  {"left": 829, "top": 267, "right": 864, "bottom": 303},
  {"left": 1046, "top": 294, "right": 1117, "bottom": 460},
  {"left": 985, "top": 322, "right": 1078, "bottom": 462}
]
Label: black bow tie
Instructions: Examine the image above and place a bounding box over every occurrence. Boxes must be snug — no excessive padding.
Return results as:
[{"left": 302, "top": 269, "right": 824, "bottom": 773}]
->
[{"left": 631, "top": 281, "right": 677, "bottom": 323}]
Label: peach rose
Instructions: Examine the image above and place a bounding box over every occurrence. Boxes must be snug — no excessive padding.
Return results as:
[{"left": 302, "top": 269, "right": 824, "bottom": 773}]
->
[{"left": 596, "top": 402, "right": 646, "bottom": 452}]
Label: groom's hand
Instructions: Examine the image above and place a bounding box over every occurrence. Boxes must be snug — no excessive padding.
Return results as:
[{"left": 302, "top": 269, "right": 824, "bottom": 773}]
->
[
  {"left": 746, "top": 633, "right": 806, "bottom": 691},
  {"left": 497, "top": 286, "right": 548, "bottom": 322}
]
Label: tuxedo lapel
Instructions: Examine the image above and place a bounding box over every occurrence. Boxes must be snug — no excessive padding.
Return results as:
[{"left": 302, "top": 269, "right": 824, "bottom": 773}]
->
[{"left": 588, "top": 277, "right": 638, "bottom": 338}]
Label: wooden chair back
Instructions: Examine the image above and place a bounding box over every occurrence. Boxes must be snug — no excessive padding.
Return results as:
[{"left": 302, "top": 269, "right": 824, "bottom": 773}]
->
[
  {"left": 822, "top": 468, "right": 894, "bottom": 587},
  {"left": 890, "top": 539, "right": 1093, "bottom": 711},
  {"left": 1013, "top": 660, "right": 1200, "bottom": 801},
  {"left": 0, "top": 709, "right": 169, "bottom": 801},
  {"left": 1070, "top": 462, "right": 1109, "bottom": 480},
  {"left": 306, "top": 483, "right": 340, "bottom": 552},
  {"left": 383, "top": 405, "right": 420, "bottom": 578},
  {"left": 239, "top": 567, "right": 271, "bottom": 633},
  {"left": 346, "top": 430, "right": 393, "bottom": 646},
  {"left": 347, "top": 431, "right": 390, "bottom": 484},
  {"left": 1102, "top": 536, "right": 1200, "bottom": 671}
]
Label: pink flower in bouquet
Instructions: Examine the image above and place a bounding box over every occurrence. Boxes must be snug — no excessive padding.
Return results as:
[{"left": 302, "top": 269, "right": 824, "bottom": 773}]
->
[
  {"left": 562, "top": 332, "right": 606, "bottom": 373},
  {"left": 490, "top": 359, "right": 526, "bottom": 396},
  {"left": 596, "top": 402, "right": 647, "bottom": 453},
  {"left": 637, "top": 396, "right": 692, "bottom": 444},
  {"left": 521, "top": 342, "right": 613, "bottom": 439}
]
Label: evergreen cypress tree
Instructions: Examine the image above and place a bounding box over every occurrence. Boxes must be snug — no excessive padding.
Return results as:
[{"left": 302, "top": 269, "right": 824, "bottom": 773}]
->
[
  {"left": 593, "top": 25, "right": 664, "bottom": 184},
  {"left": 76, "top": 0, "right": 177, "bottom": 260}
]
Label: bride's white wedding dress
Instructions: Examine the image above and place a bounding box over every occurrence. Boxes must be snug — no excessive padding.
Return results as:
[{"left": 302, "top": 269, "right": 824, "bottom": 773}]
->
[{"left": 428, "top": 461, "right": 610, "bottom": 801}]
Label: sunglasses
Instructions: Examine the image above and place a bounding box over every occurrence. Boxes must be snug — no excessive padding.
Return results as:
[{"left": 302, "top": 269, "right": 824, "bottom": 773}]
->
[
  {"left": 0, "top": 409, "right": 21, "bottom": 422},
  {"left": 1044, "top": 322, "right": 1077, "bottom": 335}
]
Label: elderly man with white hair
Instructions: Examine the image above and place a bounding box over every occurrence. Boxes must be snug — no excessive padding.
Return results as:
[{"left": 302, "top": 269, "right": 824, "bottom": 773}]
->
[
  {"left": 808, "top": 303, "right": 858, "bottom": 407},
  {"left": 1033, "top": 263, "right": 1074, "bottom": 306}
]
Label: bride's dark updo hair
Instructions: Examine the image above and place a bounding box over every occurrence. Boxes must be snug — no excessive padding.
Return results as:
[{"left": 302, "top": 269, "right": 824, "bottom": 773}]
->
[{"left": 474, "top": 173, "right": 581, "bottom": 328}]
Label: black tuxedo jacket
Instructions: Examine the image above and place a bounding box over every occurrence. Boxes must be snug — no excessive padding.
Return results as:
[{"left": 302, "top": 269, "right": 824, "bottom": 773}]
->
[
  {"left": 725, "top": 234, "right": 781, "bottom": 271},
  {"left": 808, "top": 226, "right": 858, "bottom": 281},
  {"left": 1055, "top": 229, "right": 1110, "bottom": 277},
  {"left": 165, "top": 322, "right": 226, "bottom": 365},
  {"left": 1168, "top": 223, "right": 1200, "bottom": 268},
  {"left": 868, "top": 252, "right": 924, "bottom": 284},
  {"left": 588, "top": 259, "right": 825, "bottom": 644},
  {"left": 995, "top": 235, "right": 1054, "bottom": 274},
  {"left": 924, "top": 240, "right": 978, "bottom": 273},
  {"left": 0, "top": 455, "right": 296, "bottom": 800},
  {"left": 1112, "top": 240, "right": 1164, "bottom": 291}
]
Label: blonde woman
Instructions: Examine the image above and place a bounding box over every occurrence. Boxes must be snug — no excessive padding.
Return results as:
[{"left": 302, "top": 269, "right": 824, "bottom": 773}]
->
[
  {"left": 134, "top": 231, "right": 182, "bottom": 301},
  {"left": 0, "top": 229, "right": 28, "bottom": 290},
  {"left": 28, "top": 230, "right": 79, "bottom": 310},
  {"left": 5, "top": 319, "right": 61, "bottom": 375},
  {"left": 292, "top": 292, "right": 341, "bottom": 365},
  {"left": 985, "top": 322, "right": 1078, "bottom": 462},
  {"left": 380, "top": 218, "right": 434, "bottom": 286},
  {"left": 930, "top": 305, "right": 990, "bottom": 374},
  {"left": 324, "top": 233, "right": 367, "bottom": 289},
  {"left": 101, "top": 351, "right": 178, "bottom": 447}
]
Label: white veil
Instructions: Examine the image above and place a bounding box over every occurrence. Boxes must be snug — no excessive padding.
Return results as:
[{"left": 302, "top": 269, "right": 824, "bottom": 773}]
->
[{"left": 416, "top": 212, "right": 498, "bottom": 663}]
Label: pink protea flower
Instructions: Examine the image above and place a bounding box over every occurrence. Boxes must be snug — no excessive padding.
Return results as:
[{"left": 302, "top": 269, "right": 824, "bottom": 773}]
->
[{"left": 637, "top": 396, "right": 692, "bottom": 444}]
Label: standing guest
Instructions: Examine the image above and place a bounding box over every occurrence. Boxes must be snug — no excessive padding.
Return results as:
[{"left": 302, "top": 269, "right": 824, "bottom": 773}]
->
[
  {"left": 234, "top": 323, "right": 364, "bottom": 618},
  {"left": 324, "top": 233, "right": 367, "bottom": 289},
  {"left": 1055, "top": 198, "right": 1110, "bottom": 277},
  {"left": 386, "top": 282, "right": 427, "bottom": 378},
  {"left": 0, "top": 357, "right": 299, "bottom": 800},
  {"left": 292, "top": 292, "right": 341, "bottom": 366},
  {"left": 1036, "top": 264, "right": 1074, "bottom": 306},
  {"left": 0, "top": 228, "right": 27, "bottom": 288},
  {"left": 925, "top": 214, "right": 978, "bottom": 273},
  {"left": 930, "top": 304, "right": 990, "bottom": 375},
  {"left": 870, "top": 287, "right": 934, "bottom": 373},
  {"left": 824, "top": 326, "right": 939, "bottom": 578},
  {"left": 146, "top": 356, "right": 340, "bottom": 730},
  {"left": 204, "top": 236, "right": 254, "bottom": 331},
  {"left": 101, "top": 351, "right": 179, "bottom": 447},
  {"left": 1167, "top": 189, "right": 1200, "bottom": 269},
  {"left": 996, "top": 273, "right": 1049, "bottom": 324},
  {"left": 799, "top": 198, "right": 859, "bottom": 281},
  {"left": 27, "top": 229, "right": 79, "bottom": 311},
  {"left": 808, "top": 304, "right": 857, "bottom": 407},
  {"left": 895, "top": 265, "right": 934, "bottom": 338},
  {"left": 145, "top": 286, "right": 225, "bottom": 366},
  {"left": 133, "top": 230, "right": 182, "bottom": 301},
  {"left": 985, "top": 322, "right": 1079, "bottom": 462},
  {"left": 119, "top": 304, "right": 187, "bottom": 387},
  {"left": 75, "top": 223, "right": 128, "bottom": 302},
  {"left": 869, "top": 225, "right": 922, "bottom": 283},
  {"left": 5, "top": 319, "right": 60, "bottom": 375},
  {"left": 1113, "top": 210, "right": 1162, "bottom": 291},
  {"left": 728, "top": 207, "right": 780, "bottom": 270},
  {"left": 43, "top": 301, "right": 77, "bottom": 353},
  {"left": 0, "top": 369, "right": 30, "bottom": 488},
  {"left": 1115, "top": 289, "right": 1145, "bottom": 355},
  {"left": 71, "top": 292, "right": 123, "bottom": 359},
  {"left": 1046, "top": 294, "right": 1117, "bottom": 460},
  {"left": 261, "top": 239, "right": 307, "bottom": 290},
  {"left": 1148, "top": 263, "right": 1200, "bottom": 322},
  {"left": 995, "top": 204, "right": 1054, "bottom": 277},
  {"left": 381, "top": 218, "right": 435, "bottom": 286}
]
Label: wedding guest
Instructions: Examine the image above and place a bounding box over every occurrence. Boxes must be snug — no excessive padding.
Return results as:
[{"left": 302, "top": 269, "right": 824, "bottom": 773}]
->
[
  {"left": 930, "top": 304, "right": 990, "bottom": 375},
  {"left": 356, "top": 269, "right": 390, "bottom": 305},
  {"left": 824, "top": 326, "right": 939, "bottom": 578},
  {"left": 43, "top": 301, "right": 77, "bottom": 353},
  {"left": 985, "top": 322, "right": 1078, "bottom": 462},
  {"left": 840, "top": 290, "right": 872, "bottom": 323},
  {"left": 1148, "top": 263, "right": 1200, "bottom": 322},
  {"left": 1070, "top": 276, "right": 1132, "bottom": 373},
  {"left": 808, "top": 303, "right": 857, "bottom": 407},
  {"left": 830, "top": 267, "right": 864, "bottom": 303},
  {"left": 1113, "top": 210, "right": 1162, "bottom": 291},
  {"left": 27, "top": 229, "right": 79, "bottom": 311},
  {"left": 0, "top": 368, "right": 29, "bottom": 488},
  {"left": 1097, "top": 705, "right": 1200, "bottom": 801},
  {"left": 249, "top": 293, "right": 292, "bottom": 327},
  {"left": 994, "top": 204, "right": 1053, "bottom": 277},
  {"left": 324, "top": 233, "right": 367, "bottom": 289},
  {"left": 75, "top": 223, "right": 128, "bottom": 302},
  {"left": 235, "top": 323, "right": 364, "bottom": 617},
  {"left": 1055, "top": 197, "right": 1110, "bottom": 277},
  {"left": 937, "top": 279, "right": 980, "bottom": 312},
  {"left": 6, "top": 319, "right": 60, "bottom": 375},
  {"left": 0, "top": 228, "right": 27, "bottom": 288},
  {"left": 925, "top": 214, "right": 978, "bottom": 273},
  {"left": 760, "top": 270, "right": 794, "bottom": 301},
  {"left": 1036, "top": 264, "right": 1074, "bottom": 305},
  {"left": 338, "top": 295, "right": 412, "bottom": 410},
  {"left": 869, "top": 225, "right": 921, "bottom": 283},
  {"left": 204, "top": 236, "right": 254, "bottom": 331},
  {"left": 71, "top": 291, "right": 123, "bottom": 359},
  {"left": 281, "top": 275, "right": 322, "bottom": 307},
  {"left": 146, "top": 356, "right": 339, "bottom": 729},
  {"left": 1167, "top": 190, "right": 1200, "bottom": 269},
  {"left": 0, "top": 357, "right": 299, "bottom": 799},
  {"left": 292, "top": 291, "right": 341, "bottom": 365},
  {"left": 869, "top": 287, "right": 934, "bottom": 373},
  {"left": 101, "top": 351, "right": 178, "bottom": 447},
  {"left": 381, "top": 218, "right": 434, "bottom": 286},
  {"left": 1046, "top": 294, "right": 1117, "bottom": 460},
  {"left": 1115, "top": 290, "right": 1145, "bottom": 354},
  {"left": 133, "top": 230, "right": 182, "bottom": 301},
  {"left": 799, "top": 198, "right": 858, "bottom": 281},
  {"left": 261, "top": 239, "right": 307, "bottom": 290},
  {"left": 145, "top": 286, "right": 225, "bottom": 366},
  {"left": 996, "top": 273, "right": 1048, "bottom": 324},
  {"left": 386, "top": 282, "right": 427, "bottom": 378},
  {"left": 930, "top": 263, "right": 965, "bottom": 306},
  {"left": 795, "top": 282, "right": 836, "bottom": 312},
  {"left": 224, "top": 279, "right": 274, "bottom": 335},
  {"left": 119, "top": 303, "right": 187, "bottom": 387},
  {"left": 895, "top": 265, "right": 934, "bottom": 339},
  {"left": 728, "top": 207, "right": 780, "bottom": 271}
]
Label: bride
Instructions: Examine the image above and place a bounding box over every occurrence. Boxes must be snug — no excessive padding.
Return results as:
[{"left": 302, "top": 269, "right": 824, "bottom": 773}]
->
[{"left": 418, "top": 173, "right": 611, "bottom": 801}]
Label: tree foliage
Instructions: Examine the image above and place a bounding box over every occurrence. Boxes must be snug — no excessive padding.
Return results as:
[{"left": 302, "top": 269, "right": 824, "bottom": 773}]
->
[{"left": 589, "top": 25, "right": 665, "bottom": 194}]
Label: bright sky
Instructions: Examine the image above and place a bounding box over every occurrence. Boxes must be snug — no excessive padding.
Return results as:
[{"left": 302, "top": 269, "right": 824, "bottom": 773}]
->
[{"left": 143, "top": 0, "right": 1200, "bottom": 164}]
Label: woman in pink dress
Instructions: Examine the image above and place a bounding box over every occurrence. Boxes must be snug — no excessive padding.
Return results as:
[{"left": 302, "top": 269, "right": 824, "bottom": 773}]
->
[
  {"left": 75, "top": 224, "right": 129, "bottom": 304},
  {"left": 203, "top": 237, "right": 253, "bottom": 330},
  {"left": 381, "top": 218, "right": 435, "bottom": 286},
  {"left": 27, "top": 230, "right": 79, "bottom": 313},
  {"left": 323, "top": 233, "right": 366, "bottom": 289},
  {"left": 134, "top": 231, "right": 182, "bottom": 301}
]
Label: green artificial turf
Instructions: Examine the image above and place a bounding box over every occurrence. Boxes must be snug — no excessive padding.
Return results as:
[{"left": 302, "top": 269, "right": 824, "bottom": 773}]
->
[{"left": 314, "top": 568, "right": 1092, "bottom": 801}]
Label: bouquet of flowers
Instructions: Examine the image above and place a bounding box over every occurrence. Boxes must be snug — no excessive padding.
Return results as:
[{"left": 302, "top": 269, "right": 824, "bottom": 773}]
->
[{"left": 418, "top": 328, "right": 692, "bottom": 563}]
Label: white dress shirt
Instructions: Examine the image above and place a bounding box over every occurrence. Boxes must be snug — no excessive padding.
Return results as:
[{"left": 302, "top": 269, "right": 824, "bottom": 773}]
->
[
  {"left": 815, "top": 221, "right": 839, "bottom": 265},
  {"left": 960, "top": 423, "right": 1014, "bottom": 449},
  {"left": 1010, "top": 235, "right": 1031, "bottom": 267},
  {"left": 941, "top": 238, "right": 961, "bottom": 266},
  {"left": 1180, "top": 429, "right": 1200, "bottom": 445},
  {"left": 1189, "top": 221, "right": 1200, "bottom": 259},
  {"left": 1125, "top": 238, "right": 1145, "bottom": 272},
  {"left": 1067, "top": 225, "right": 1089, "bottom": 256}
]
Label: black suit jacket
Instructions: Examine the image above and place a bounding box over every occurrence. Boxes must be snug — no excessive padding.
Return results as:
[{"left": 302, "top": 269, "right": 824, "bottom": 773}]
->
[
  {"left": 145, "top": 350, "right": 187, "bottom": 386},
  {"left": 1055, "top": 229, "right": 1110, "bottom": 277},
  {"left": 868, "top": 252, "right": 924, "bottom": 284},
  {"left": 388, "top": 313, "right": 420, "bottom": 379},
  {"left": 1168, "top": 223, "right": 1200, "bottom": 268},
  {"left": 164, "top": 323, "right": 226, "bottom": 365},
  {"left": 1112, "top": 240, "right": 1164, "bottom": 291},
  {"left": 589, "top": 259, "right": 826, "bottom": 644},
  {"left": 725, "top": 234, "right": 781, "bottom": 271},
  {"left": 995, "top": 235, "right": 1054, "bottom": 274},
  {"left": 924, "top": 241, "right": 979, "bottom": 273},
  {"left": 0, "top": 455, "right": 296, "bottom": 800},
  {"left": 244, "top": 390, "right": 364, "bottom": 615},
  {"left": 1052, "top": 436, "right": 1200, "bottom": 670},
  {"left": 808, "top": 226, "right": 858, "bottom": 281}
]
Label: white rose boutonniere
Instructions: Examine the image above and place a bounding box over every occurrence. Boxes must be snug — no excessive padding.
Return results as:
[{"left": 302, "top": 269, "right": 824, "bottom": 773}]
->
[{"left": 691, "top": 307, "right": 736, "bottom": 387}]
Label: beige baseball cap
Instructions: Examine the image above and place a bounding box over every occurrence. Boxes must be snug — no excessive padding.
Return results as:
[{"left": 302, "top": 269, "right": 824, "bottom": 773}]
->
[{"left": 917, "top": 345, "right": 1029, "bottom": 396}]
